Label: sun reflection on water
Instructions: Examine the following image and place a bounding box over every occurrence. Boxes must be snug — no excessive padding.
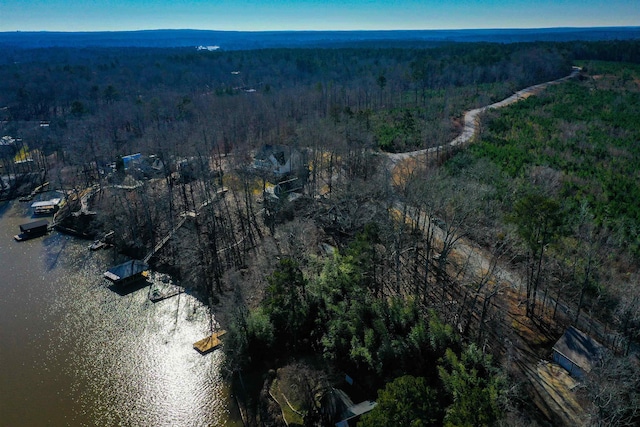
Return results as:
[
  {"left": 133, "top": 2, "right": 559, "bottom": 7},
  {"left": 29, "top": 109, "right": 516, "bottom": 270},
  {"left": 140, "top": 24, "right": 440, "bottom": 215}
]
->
[{"left": 45, "top": 238, "right": 240, "bottom": 426}]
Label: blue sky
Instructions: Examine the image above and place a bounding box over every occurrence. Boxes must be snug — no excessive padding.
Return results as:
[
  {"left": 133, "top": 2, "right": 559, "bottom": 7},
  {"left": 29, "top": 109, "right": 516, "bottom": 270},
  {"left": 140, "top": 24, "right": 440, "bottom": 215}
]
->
[{"left": 1, "top": 0, "right": 638, "bottom": 32}]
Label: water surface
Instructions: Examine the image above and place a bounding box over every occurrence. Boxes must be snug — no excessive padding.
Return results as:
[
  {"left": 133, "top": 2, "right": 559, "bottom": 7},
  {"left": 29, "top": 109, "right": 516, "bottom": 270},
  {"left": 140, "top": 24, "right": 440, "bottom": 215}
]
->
[{"left": 0, "top": 201, "right": 240, "bottom": 426}]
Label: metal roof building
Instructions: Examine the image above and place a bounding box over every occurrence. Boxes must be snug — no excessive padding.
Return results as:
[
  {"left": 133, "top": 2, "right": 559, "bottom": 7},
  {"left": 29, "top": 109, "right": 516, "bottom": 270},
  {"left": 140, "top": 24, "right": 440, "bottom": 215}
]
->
[
  {"left": 104, "top": 260, "right": 148, "bottom": 286},
  {"left": 552, "top": 326, "right": 606, "bottom": 378}
]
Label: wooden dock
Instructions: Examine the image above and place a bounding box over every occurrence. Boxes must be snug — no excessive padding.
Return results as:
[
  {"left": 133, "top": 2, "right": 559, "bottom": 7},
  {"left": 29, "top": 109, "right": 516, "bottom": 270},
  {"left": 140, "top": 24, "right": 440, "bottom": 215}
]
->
[
  {"left": 142, "top": 187, "right": 229, "bottom": 263},
  {"left": 193, "top": 330, "right": 227, "bottom": 354},
  {"left": 143, "top": 215, "right": 188, "bottom": 263},
  {"left": 19, "top": 181, "right": 50, "bottom": 202}
]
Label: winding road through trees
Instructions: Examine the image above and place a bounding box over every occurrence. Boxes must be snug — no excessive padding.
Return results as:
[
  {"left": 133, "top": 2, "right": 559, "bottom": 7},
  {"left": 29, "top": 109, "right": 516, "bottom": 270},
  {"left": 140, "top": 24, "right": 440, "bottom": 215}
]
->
[
  {"left": 385, "top": 67, "right": 591, "bottom": 426},
  {"left": 387, "top": 67, "right": 581, "bottom": 164}
]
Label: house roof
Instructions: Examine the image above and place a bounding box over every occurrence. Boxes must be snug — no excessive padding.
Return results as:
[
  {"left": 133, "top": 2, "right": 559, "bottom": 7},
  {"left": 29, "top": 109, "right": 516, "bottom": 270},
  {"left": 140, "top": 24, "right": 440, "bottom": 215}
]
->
[
  {"left": 553, "top": 326, "right": 606, "bottom": 373},
  {"left": 122, "top": 153, "right": 142, "bottom": 162},
  {"left": 338, "top": 400, "right": 377, "bottom": 423},
  {"left": 0, "top": 136, "right": 17, "bottom": 146},
  {"left": 255, "top": 145, "right": 295, "bottom": 164}
]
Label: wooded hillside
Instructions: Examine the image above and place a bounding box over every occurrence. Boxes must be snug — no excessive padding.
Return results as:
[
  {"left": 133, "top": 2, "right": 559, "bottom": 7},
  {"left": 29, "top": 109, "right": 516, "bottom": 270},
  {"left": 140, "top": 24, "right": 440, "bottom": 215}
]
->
[{"left": 1, "top": 40, "right": 639, "bottom": 426}]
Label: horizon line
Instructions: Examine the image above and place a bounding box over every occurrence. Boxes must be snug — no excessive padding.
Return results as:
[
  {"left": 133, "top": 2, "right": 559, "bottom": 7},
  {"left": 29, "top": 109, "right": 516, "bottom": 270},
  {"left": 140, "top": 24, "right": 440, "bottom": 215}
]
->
[{"left": 3, "top": 25, "right": 640, "bottom": 34}]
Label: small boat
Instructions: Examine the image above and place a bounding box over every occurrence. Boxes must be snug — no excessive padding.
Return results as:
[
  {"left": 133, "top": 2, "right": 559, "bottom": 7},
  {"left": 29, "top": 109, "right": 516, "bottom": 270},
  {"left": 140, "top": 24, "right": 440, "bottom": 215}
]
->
[{"left": 89, "top": 240, "right": 106, "bottom": 251}]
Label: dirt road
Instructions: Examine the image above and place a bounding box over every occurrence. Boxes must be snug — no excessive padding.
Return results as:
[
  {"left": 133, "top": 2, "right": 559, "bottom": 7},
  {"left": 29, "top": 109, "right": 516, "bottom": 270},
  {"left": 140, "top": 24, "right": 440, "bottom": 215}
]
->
[
  {"left": 387, "top": 67, "right": 581, "bottom": 164},
  {"left": 387, "top": 67, "right": 589, "bottom": 426}
]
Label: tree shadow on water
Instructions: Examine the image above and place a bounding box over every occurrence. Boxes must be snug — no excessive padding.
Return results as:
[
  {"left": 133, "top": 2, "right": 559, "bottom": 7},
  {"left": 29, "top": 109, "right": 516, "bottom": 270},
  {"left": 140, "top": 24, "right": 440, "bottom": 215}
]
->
[
  {"left": 43, "top": 233, "right": 70, "bottom": 272},
  {"left": 0, "top": 201, "right": 10, "bottom": 218},
  {"left": 108, "top": 279, "right": 149, "bottom": 296}
]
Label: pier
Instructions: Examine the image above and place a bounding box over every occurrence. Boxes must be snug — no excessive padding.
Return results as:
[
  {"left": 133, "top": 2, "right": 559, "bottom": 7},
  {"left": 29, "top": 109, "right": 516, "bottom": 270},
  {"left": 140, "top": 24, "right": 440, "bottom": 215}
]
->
[
  {"left": 142, "top": 215, "right": 189, "bottom": 263},
  {"left": 89, "top": 230, "right": 114, "bottom": 251},
  {"left": 142, "top": 187, "right": 228, "bottom": 263},
  {"left": 31, "top": 197, "right": 62, "bottom": 215},
  {"left": 18, "top": 181, "right": 50, "bottom": 202}
]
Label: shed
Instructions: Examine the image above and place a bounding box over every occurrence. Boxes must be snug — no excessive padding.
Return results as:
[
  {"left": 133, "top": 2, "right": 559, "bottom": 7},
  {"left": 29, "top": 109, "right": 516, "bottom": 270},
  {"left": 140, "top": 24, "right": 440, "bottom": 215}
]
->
[
  {"left": 104, "top": 260, "right": 148, "bottom": 286},
  {"left": 552, "top": 326, "right": 606, "bottom": 378}
]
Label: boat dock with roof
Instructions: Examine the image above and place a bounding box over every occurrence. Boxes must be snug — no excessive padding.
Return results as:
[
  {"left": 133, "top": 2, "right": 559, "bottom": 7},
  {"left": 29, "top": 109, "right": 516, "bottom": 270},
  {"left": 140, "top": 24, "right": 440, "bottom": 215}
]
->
[
  {"left": 30, "top": 198, "right": 63, "bottom": 215},
  {"left": 104, "top": 260, "right": 149, "bottom": 286},
  {"left": 14, "top": 219, "right": 49, "bottom": 241}
]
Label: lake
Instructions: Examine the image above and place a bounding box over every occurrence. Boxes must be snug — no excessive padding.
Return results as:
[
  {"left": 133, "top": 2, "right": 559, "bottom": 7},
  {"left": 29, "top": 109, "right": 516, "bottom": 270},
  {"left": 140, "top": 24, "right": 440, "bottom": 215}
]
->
[{"left": 0, "top": 200, "right": 241, "bottom": 426}]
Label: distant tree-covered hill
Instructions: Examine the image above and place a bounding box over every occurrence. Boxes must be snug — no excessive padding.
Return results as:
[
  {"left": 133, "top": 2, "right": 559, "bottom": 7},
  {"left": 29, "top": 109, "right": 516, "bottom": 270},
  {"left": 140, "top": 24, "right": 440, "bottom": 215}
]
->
[{"left": 1, "top": 27, "right": 639, "bottom": 50}]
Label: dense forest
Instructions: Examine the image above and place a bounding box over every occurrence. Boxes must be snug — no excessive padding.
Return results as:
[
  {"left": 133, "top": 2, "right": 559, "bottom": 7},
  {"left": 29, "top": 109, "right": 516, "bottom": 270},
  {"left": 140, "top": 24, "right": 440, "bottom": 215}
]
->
[{"left": 1, "top": 39, "right": 639, "bottom": 426}]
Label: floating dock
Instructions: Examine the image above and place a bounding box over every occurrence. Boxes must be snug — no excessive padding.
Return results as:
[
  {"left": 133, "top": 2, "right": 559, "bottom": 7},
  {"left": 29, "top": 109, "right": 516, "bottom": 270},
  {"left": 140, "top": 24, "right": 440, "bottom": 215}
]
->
[
  {"left": 149, "top": 287, "right": 183, "bottom": 303},
  {"left": 89, "top": 230, "right": 114, "bottom": 251},
  {"left": 89, "top": 240, "right": 106, "bottom": 251},
  {"left": 146, "top": 271, "right": 182, "bottom": 302},
  {"left": 193, "top": 330, "right": 227, "bottom": 354}
]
